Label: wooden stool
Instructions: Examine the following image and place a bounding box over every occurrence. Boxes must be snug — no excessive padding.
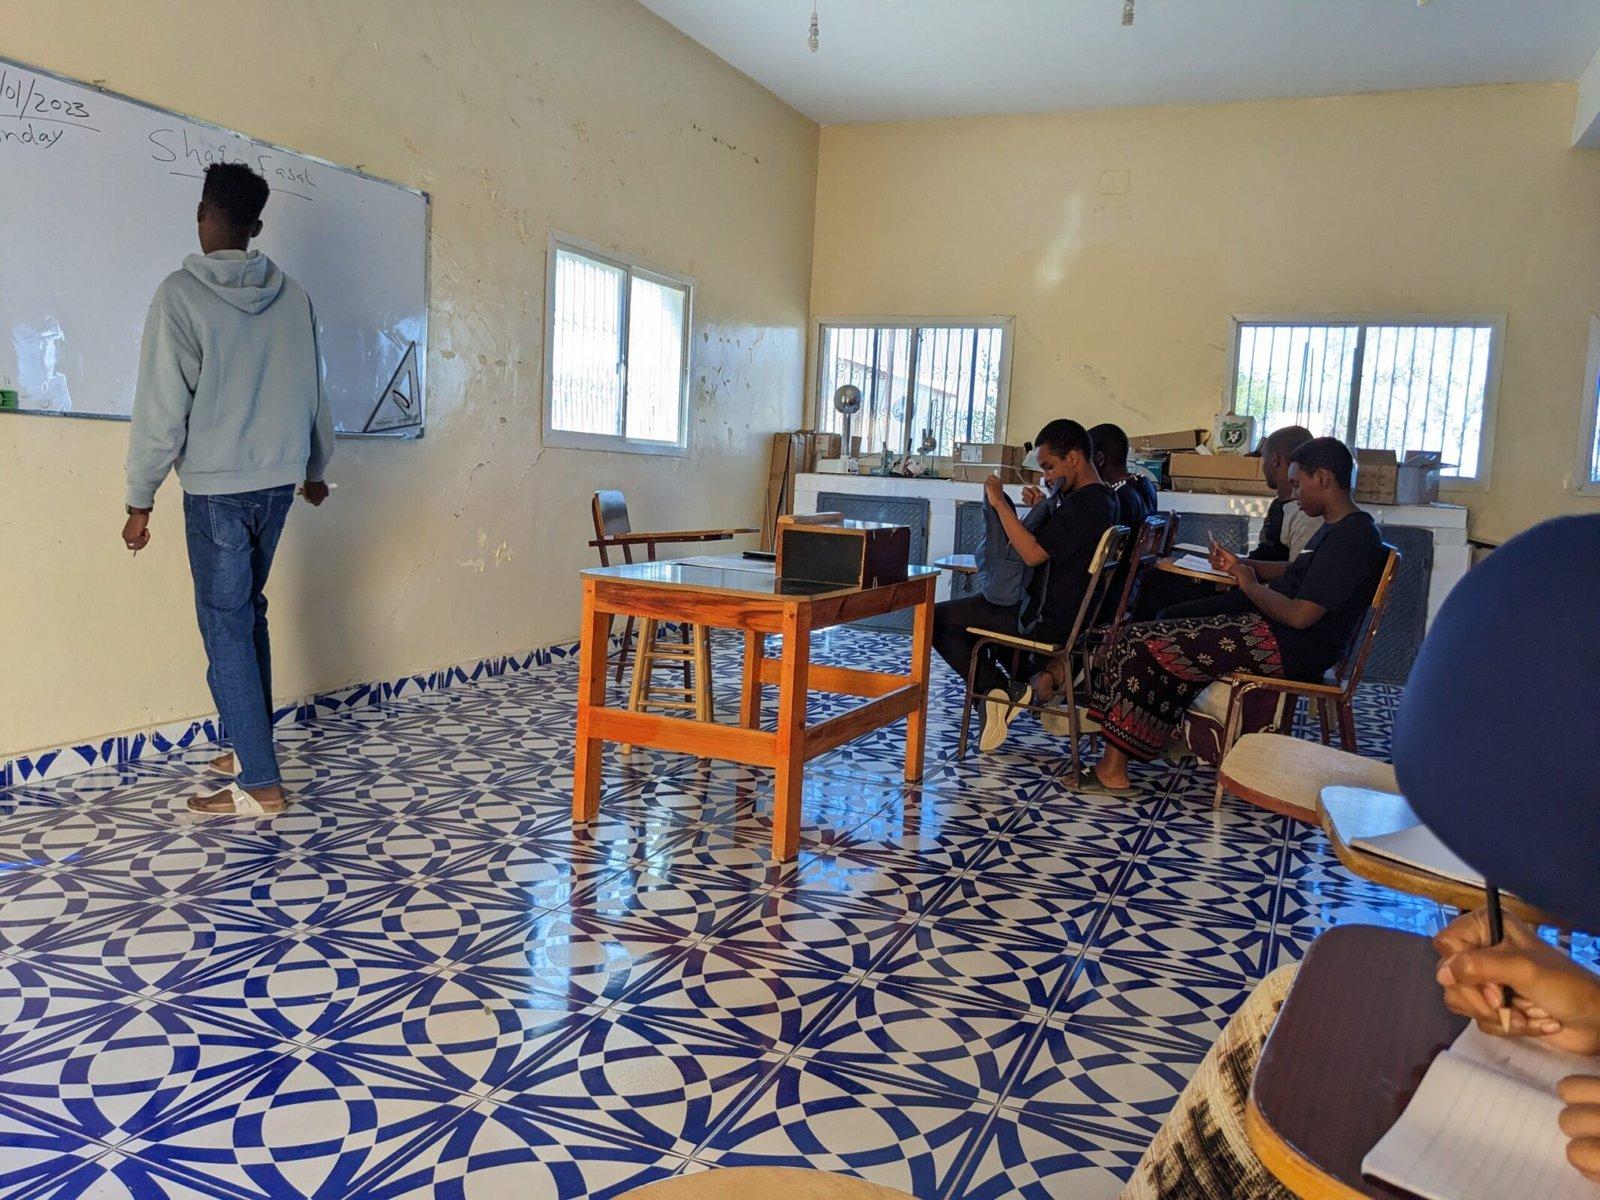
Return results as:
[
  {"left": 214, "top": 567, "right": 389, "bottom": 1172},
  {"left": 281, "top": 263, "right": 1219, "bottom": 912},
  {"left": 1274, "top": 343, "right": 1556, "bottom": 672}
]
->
[
  {"left": 1216, "top": 732, "right": 1397, "bottom": 824},
  {"left": 622, "top": 619, "right": 712, "bottom": 752},
  {"left": 621, "top": 1166, "right": 917, "bottom": 1200}
]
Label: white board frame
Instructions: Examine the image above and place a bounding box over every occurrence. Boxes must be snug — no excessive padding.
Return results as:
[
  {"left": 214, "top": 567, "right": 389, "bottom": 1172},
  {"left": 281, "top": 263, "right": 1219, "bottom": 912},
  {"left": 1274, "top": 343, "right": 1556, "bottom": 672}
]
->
[{"left": 0, "top": 53, "right": 430, "bottom": 439}]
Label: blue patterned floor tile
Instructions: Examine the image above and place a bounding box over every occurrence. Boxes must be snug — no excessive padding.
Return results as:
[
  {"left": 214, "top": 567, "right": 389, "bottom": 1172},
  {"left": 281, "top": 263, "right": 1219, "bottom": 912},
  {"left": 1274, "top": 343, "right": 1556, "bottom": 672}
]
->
[
  {"left": 19, "top": 901, "right": 289, "bottom": 998},
  {"left": 1093, "top": 904, "right": 1274, "bottom": 980},
  {"left": 0, "top": 996, "right": 289, "bottom": 1145},
  {"left": 494, "top": 1009, "right": 781, "bottom": 1156},
  {"left": 769, "top": 851, "right": 960, "bottom": 921},
  {"left": 710, "top": 894, "right": 914, "bottom": 976},
  {"left": 156, "top": 928, "right": 429, "bottom": 1044},
  {"left": 952, "top": 1106, "right": 1145, "bottom": 1200},
  {"left": 870, "top": 922, "right": 1075, "bottom": 1013},
  {"left": 353, "top": 1098, "right": 687, "bottom": 1200},
  {"left": 449, "top": 912, "right": 685, "bottom": 1007},
  {"left": 796, "top": 978, "right": 1039, "bottom": 1100},
  {"left": 698, "top": 1058, "right": 988, "bottom": 1196},
  {"left": 611, "top": 941, "right": 857, "bottom": 1053},
  {"left": 318, "top": 968, "right": 599, "bottom": 1096},
  {"left": 966, "top": 833, "right": 1127, "bottom": 900},
  {"left": 120, "top": 1048, "right": 470, "bottom": 1199},
  {"left": 0, "top": 957, "right": 147, "bottom": 1065},
  {"left": 1116, "top": 860, "right": 1280, "bottom": 926}
]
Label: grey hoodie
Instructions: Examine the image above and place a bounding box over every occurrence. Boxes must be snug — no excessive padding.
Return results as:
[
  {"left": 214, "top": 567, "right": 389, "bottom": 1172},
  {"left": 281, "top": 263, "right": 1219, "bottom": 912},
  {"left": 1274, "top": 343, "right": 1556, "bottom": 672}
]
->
[{"left": 125, "top": 249, "right": 335, "bottom": 509}]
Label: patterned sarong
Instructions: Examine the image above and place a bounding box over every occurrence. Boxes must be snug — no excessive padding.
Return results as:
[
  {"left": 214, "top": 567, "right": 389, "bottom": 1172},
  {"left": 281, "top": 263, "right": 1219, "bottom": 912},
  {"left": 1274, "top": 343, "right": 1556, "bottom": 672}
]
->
[{"left": 1088, "top": 613, "right": 1285, "bottom": 760}]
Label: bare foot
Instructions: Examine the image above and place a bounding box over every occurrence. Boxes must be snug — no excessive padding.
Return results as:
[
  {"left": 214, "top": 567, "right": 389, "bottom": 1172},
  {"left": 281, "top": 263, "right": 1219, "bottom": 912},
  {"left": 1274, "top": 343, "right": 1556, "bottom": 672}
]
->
[
  {"left": 209, "top": 751, "right": 237, "bottom": 776},
  {"left": 187, "top": 783, "right": 287, "bottom": 816}
]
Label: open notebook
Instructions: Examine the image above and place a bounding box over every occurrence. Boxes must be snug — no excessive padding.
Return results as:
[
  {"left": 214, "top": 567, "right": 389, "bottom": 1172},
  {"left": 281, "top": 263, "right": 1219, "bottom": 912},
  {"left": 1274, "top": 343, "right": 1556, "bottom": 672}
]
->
[
  {"left": 1349, "top": 823, "right": 1485, "bottom": 888},
  {"left": 1363, "top": 1023, "right": 1600, "bottom": 1200},
  {"left": 1170, "top": 553, "right": 1233, "bottom": 581}
]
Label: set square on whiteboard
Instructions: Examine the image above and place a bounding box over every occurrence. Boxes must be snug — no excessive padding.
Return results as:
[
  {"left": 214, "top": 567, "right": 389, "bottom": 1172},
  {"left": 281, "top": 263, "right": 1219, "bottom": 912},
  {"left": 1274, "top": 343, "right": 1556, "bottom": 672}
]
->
[{"left": 0, "top": 55, "right": 429, "bottom": 437}]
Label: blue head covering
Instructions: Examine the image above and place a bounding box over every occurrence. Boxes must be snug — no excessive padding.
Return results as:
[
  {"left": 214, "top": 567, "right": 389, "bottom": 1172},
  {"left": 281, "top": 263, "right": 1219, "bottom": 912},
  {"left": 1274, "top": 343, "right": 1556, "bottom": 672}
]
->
[{"left": 1393, "top": 514, "right": 1600, "bottom": 930}]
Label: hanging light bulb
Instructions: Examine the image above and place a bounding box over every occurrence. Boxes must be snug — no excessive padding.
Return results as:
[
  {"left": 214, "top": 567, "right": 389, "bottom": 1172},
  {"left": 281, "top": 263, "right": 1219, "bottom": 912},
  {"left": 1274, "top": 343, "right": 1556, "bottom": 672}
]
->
[
  {"left": 807, "top": 4, "right": 820, "bottom": 52},
  {"left": 1122, "top": 0, "right": 1135, "bottom": 26}
]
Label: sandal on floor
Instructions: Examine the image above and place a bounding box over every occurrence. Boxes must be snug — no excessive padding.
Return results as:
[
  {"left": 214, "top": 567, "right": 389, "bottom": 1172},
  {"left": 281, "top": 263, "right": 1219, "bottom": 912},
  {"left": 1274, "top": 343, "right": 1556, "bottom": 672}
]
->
[
  {"left": 1072, "top": 765, "right": 1142, "bottom": 798},
  {"left": 188, "top": 782, "right": 287, "bottom": 816}
]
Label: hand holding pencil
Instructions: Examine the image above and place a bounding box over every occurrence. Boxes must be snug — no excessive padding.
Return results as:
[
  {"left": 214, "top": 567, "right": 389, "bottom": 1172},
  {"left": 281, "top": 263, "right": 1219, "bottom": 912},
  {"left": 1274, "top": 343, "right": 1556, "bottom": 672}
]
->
[{"left": 1434, "top": 907, "right": 1600, "bottom": 1056}]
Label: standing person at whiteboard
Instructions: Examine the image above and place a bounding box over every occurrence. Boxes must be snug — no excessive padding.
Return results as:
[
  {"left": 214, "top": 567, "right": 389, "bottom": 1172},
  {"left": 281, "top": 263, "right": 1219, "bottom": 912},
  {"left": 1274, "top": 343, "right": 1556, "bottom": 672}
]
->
[{"left": 120, "top": 162, "right": 334, "bottom": 817}]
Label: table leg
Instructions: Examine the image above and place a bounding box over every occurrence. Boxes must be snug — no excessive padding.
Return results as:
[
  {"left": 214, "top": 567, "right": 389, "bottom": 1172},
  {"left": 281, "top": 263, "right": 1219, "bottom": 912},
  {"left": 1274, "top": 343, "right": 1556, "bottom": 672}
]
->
[
  {"left": 740, "top": 629, "right": 764, "bottom": 729},
  {"left": 772, "top": 610, "right": 810, "bottom": 859},
  {"left": 904, "top": 582, "right": 934, "bottom": 784},
  {"left": 573, "top": 581, "right": 611, "bottom": 823}
]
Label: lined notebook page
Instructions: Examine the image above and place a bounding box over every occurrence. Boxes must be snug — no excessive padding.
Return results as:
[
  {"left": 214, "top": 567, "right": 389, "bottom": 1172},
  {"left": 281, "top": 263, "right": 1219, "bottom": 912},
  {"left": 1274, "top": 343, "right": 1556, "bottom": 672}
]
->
[
  {"left": 1363, "top": 1026, "right": 1600, "bottom": 1200},
  {"left": 1171, "top": 554, "right": 1230, "bottom": 578}
]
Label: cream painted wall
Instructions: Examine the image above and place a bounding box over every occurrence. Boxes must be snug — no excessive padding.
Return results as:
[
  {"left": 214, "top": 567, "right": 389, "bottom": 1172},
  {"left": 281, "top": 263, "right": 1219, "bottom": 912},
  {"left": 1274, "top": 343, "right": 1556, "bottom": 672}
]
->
[
  {"left": 0, "top": 0, "right": 817, "bottom": 760},
  {"left": 811, "top": 83, "right": 1600, "bottom": 543}
]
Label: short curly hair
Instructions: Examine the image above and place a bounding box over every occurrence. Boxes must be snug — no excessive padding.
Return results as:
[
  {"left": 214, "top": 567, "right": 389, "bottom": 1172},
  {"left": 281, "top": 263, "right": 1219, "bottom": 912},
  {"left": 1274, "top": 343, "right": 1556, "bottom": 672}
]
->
[{"left": 202, "top": 162, "right": 270, "bottom": 229}]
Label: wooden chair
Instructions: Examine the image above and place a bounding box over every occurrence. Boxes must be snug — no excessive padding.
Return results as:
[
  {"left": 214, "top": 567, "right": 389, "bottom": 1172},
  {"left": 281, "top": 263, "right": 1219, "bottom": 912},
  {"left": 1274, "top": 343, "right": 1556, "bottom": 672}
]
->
[
  {"left": 1217, "top": 732, "right": 1399, "bottom": 823},
  {"left": 1082, "top": 512, "right": 1173, "bottom": 691},
  {"left": 589, "top": 491, "right": 745, "bottom": 742},
  {"left": 1211, "top": 546, "right": 1401, "bottom": 805},
  {"left": 956, "top": 524, "right": 1131, "bottom": 784}
]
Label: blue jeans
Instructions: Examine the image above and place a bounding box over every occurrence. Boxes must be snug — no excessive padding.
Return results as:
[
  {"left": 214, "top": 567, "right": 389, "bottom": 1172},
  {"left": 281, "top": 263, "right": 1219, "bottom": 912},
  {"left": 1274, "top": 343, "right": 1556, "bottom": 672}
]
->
[{"left": 183, "top": 487, "right": 295, "bottom": 789}]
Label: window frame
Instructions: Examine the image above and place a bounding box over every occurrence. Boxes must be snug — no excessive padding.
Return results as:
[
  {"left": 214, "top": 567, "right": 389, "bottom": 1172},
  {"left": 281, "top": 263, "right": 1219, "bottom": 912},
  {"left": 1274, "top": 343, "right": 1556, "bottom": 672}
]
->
[
  {"left": 809, "top": 315, "right": 1016, "bottom": 455},
  {"left": 541, "top": 231, "right": 695, "bottom": 457},
  {"left": 1576, "top": 314, "right": 1600, "bottom": 498},
  {"left": 1224, "top": 312, "right": 1506, "bottom": 491}
]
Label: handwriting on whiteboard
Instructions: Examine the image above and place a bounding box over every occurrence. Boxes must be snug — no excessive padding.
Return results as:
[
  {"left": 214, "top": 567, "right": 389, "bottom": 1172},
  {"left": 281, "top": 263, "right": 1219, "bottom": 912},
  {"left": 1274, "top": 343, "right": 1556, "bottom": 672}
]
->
[
  {"left": 0, "top": 67, "right": 96, "bottom": 149},
  {"left": 0, "top": 66, "right": 319, "bottom": 201}
]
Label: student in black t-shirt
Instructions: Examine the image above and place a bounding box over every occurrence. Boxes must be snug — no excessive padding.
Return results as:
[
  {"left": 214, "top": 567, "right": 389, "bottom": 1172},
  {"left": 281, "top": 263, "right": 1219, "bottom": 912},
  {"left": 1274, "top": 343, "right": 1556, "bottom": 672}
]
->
[
  {"left": 1088, "top": 422, "right": 1158, "bottom": 531},
  {"left": 1080, "top": 437, "right": 1387, "bottom": 796},
  {"left": 1132, "top": 423, "right": 1315, "bottom": 621},
  {"left": 932, "top": 419, "right": 1118, "bottom": 753}
]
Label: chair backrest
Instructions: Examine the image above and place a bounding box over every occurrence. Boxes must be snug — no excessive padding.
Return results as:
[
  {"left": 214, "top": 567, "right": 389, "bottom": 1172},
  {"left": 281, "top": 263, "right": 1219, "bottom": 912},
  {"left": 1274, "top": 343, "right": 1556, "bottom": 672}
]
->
[
  {"left": 1062, "top": 523, "right": 1132, "bottom": 654},
  {"left": 592, "top": 490, "right": 633, "bottom": 567},
  {"left": 1332, "top": 545, "right": 1401, "bottom": 693},
  {"left": 1098, "top": 512, "right": 1173, "bottom": 655}
]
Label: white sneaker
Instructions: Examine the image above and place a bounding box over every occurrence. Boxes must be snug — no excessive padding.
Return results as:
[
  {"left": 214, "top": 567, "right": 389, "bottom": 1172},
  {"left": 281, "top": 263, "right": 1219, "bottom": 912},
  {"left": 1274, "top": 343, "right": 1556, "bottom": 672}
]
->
[
  {"left": 979, "top": 684, "right": 1032, "bottom": 753},
  {"left": 1042, "top": 705, "right": 1101, "bottom": 738}
]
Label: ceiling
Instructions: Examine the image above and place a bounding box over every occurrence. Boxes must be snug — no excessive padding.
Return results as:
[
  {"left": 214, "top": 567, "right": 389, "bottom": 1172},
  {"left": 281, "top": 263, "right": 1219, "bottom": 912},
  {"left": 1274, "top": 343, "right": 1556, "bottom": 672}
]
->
[{"left": 638, "top": 0, "right": 1600, "bottom": 125}]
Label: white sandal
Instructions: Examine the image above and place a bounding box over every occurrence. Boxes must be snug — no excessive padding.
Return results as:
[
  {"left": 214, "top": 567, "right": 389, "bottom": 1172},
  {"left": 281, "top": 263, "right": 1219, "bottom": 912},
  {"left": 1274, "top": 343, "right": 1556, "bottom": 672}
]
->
[{"left": 187, "top": 782, "right": 285, "bottom": 816}]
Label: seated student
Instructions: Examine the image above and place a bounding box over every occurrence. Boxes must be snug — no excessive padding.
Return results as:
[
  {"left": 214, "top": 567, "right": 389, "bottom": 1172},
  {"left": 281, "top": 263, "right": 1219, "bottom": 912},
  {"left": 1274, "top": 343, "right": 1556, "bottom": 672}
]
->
[
  {"left": 1133, "top": 424, "right": 1316, "bottom": 621},
  {"left": 932, "top": 419, "right": 1117, "bottom": 753},
  {"left": 1088, "top": 422, "right": 1159, "bottom": 529},
  {"left": 1081, "top": 437, "right": 1385, "bottom": 795},
  {"left": 1117, "top": 907, "right": 1600, "bottom": 1198}
]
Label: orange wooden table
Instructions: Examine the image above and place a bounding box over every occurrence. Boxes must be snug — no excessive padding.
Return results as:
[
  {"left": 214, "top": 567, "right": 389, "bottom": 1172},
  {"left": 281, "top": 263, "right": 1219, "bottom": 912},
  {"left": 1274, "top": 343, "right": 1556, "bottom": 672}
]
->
[{"left": 574, "top": 559, "right": 940, "bottom": 859}]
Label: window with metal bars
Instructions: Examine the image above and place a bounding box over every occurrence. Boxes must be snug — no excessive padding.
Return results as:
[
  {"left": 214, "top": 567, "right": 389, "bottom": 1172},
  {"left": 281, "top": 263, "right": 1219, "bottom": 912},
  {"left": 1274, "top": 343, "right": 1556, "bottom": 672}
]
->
[
  {"left": 543, "top": 234, "right": 693, "bottom": 455},
  {"left": 1578, "top": 316, "right": 1600, "bottom": 497},
  {"left": 813, "top": 320, "right": 1014, "bottom": 457},
  {"left": 1228, "top": 317, "right": 1503, "bottom": 483}
]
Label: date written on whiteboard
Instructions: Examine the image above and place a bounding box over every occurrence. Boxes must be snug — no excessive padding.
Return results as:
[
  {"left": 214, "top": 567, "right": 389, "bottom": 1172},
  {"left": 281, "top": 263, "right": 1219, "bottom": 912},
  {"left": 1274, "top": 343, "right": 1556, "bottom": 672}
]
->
[
  {"left": 148, "top": 127, "right": 320, "bottom": 198},
  {"left": 0, "top": 69, "right": 95, "bottom": 150}
]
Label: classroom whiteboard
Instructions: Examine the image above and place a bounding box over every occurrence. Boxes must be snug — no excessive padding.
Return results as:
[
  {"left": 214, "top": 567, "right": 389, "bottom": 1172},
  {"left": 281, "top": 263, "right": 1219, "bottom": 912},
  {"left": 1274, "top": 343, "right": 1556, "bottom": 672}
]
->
[{"left": 0, "top": 55, "right": 428, "bottom": 436}]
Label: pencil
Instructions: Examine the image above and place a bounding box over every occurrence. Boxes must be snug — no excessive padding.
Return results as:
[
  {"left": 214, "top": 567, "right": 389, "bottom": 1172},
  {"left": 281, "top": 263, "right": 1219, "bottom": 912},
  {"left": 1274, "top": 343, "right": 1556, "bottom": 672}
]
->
[{"left": 1485, "top": 885, "right": 1515, "bottom": 1033}]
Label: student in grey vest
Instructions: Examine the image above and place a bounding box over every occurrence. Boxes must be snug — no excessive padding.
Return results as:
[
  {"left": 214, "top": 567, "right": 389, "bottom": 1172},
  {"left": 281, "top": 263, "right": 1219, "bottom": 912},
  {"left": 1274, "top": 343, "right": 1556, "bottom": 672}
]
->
[{"left": 120, "top": 163, "right": 334, "bottom": 817}]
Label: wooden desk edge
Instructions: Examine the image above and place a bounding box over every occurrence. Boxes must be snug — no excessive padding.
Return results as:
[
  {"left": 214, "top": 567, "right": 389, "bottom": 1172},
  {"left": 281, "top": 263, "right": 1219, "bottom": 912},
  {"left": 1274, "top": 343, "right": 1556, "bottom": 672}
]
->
[
  {"left": 1245, "top": 1097, "right": 1374, "bottom": 1200},
  {"left": 1317, "top": 802, "right": 1567, "bottom": 930}
]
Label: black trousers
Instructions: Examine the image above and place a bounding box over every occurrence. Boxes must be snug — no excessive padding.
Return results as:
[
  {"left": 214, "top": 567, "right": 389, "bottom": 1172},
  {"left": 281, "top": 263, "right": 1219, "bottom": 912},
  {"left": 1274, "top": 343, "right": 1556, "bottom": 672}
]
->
[{"left": 932, "top": 593, "right": 1050, "bottom": 701}]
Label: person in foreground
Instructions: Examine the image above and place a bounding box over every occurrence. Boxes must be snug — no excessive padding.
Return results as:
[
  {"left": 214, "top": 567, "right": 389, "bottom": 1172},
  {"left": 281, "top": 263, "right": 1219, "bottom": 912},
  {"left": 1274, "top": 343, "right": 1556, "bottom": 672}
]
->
[
  {"left": 1132, "top": 423, "right": 1316, "bottom": 621},
  {"left": 121, "top": 162, "right": 334, "bottom": 816},
  {"left": 931, "top": 419, "right": 1117, "bottom": 752},
  {"left": 1118, "top": 513, "right": 1600, "bottom": 1197},
  {"left": 1080, "top": 437, "right": 1384, "bottom": 796}
]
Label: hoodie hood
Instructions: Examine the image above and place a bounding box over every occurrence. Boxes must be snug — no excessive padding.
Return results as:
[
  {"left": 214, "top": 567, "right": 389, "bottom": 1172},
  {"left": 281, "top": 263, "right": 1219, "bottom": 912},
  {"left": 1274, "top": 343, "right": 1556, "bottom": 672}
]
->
[{"left": 182, "top": 249, "right": 285, "bottom": 314}]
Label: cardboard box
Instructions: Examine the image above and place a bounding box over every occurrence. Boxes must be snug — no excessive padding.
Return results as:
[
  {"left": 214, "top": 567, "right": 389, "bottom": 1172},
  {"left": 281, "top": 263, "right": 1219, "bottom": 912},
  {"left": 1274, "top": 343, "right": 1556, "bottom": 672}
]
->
[
  {"left": 1354, "top": 449, "right": 1442, "bottom": 506},
  {"left": 952, "top": 462, "right": 1032, "bottom": 484},
  {"left": 1131, "top": 428, "right": 1208, "bottom": 453},
  {"left": 954, "top": 442, "right": 1024, "bottom": 467},
  {"left": 1168, "top": 451, "right": 1274, "bottom": 496}
]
